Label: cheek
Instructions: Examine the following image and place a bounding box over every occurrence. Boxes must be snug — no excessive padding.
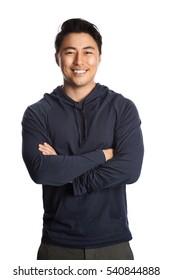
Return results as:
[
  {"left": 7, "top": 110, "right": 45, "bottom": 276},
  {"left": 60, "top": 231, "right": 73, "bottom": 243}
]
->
[
  {"left": 87, "top": 57, "right": 100, "bottom": 66},
  {"left": 59, "top": 56, "right": 73, "bottom": 68}
]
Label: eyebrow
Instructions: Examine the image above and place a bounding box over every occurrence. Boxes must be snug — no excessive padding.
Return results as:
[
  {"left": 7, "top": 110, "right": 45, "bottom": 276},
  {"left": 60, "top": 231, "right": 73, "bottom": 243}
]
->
[{"left": 63, "top": 46, "right": 96, "bottom": 51}]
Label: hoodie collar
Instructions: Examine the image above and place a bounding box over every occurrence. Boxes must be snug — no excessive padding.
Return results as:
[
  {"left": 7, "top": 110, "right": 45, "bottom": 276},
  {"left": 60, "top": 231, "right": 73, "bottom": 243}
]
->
[{"left": 51, "top": 83, "right": 104, "bottom": 106}]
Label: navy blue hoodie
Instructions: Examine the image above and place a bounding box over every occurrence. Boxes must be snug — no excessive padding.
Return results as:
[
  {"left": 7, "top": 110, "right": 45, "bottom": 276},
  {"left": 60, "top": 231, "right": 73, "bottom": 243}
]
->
[{"left": 22, "top": 83, "right": 144, "bottom": 248}]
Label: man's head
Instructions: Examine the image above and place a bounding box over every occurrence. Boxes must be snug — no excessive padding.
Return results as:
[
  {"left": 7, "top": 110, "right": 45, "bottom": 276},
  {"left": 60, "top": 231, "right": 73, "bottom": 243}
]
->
[
  {"left": 55, "top": 18, "right": 102, "bottom": 55},
  {"left": 54, "top": 19, "right": 102, "bottom": 93}
]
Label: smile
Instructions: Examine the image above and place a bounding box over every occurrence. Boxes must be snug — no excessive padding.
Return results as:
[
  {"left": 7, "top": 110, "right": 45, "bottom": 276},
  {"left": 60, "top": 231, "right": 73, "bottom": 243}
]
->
[{"left": 73, "top": 70, "right": 87, "bottom": 74}]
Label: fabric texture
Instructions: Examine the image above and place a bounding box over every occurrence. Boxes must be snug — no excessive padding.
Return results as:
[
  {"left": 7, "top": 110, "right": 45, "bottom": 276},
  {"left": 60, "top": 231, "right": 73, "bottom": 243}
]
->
[{"left": 22, "top": 83, "right": 144, "bottom": 248}]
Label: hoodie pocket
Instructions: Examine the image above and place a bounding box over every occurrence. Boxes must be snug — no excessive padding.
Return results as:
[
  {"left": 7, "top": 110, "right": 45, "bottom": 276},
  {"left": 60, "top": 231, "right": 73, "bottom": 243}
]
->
[{"left": 53, "top": 188, "right": 125, "bottom": 237}]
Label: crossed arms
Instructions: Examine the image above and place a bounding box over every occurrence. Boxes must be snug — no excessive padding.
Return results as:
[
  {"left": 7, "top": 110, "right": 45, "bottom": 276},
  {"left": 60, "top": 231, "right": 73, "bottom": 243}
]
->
[
  {"left": 38, "top": 142, "right": 114, "bottom": 161},
  {"left": 22, "top": 100, "right": 144, "bottom": 195}
]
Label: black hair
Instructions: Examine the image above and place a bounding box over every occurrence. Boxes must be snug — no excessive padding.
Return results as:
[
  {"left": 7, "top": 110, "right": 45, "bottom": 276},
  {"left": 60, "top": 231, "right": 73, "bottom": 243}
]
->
[{"left": 55, "top": 18, "right": 102, "bottom": 54}]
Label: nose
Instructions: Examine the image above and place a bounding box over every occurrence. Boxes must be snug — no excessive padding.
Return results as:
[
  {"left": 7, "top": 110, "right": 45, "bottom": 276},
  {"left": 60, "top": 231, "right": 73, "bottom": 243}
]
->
[{"left": 73, "top": 52, "right": 84, "bottom": 65}]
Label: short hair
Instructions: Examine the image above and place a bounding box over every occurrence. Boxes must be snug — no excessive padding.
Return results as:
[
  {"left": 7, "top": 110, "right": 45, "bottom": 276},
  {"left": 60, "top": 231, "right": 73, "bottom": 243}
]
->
[{"left": 55, "top": 18, "right": 102, "bottom": 55}]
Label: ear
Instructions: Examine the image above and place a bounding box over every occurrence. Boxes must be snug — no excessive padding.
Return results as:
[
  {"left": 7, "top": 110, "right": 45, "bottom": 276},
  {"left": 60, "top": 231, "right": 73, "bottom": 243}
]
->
[{"left": 55, "top": 53, "right": 59, "bottom": 66}]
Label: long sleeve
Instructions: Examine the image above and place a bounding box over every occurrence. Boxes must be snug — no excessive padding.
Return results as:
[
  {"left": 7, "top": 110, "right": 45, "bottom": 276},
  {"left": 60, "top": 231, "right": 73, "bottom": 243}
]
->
[
  {"left": 73, "top": 100, "right": 144, "bottom": 196},
  {"left": 22, "top": 106, "right": 105, "bottom": 186}
]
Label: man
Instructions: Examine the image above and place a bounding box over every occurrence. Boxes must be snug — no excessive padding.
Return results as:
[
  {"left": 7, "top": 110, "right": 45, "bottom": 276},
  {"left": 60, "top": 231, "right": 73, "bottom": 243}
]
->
[{"left": 22, "top": 18, "right": 144, "bottom": 260}]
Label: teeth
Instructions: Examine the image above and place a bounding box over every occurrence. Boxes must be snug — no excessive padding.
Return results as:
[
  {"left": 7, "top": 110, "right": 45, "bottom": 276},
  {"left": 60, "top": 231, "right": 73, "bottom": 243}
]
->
[{"left": 73, "top": 70, "right": 86, "bottom": 74}]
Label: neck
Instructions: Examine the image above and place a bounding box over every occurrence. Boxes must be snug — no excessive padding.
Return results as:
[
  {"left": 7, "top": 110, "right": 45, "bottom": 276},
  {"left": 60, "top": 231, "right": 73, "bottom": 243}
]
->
[{"left": 62, "top": 83, "right": 96, "bottom": 102}]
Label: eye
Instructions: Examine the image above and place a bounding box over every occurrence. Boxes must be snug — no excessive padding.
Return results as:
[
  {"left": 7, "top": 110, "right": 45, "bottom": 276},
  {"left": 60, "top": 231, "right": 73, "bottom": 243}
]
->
[
  {"left": 65, "top": 51, "right": 76, "bottom": 55},
  {"left": 85, "top": 51, "right": 93, "bottom": 55}
]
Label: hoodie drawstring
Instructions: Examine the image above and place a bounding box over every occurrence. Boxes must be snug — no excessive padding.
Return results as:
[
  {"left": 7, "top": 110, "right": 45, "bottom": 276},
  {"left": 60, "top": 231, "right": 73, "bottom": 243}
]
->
[
  {"left": 74, "top": 104, "right": 82, "bottom": 148},
  {"left": 83, "top": 106, "right": 88, "bottom": 140},
  {"left": 74, "top": 103, "right": 88, "bottom": 148}
]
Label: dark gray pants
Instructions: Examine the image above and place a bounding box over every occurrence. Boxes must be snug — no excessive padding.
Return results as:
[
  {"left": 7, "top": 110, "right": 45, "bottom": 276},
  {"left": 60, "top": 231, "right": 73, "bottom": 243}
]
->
[{"left": 37, "top": 242, "right": 134, "bottom": 260}]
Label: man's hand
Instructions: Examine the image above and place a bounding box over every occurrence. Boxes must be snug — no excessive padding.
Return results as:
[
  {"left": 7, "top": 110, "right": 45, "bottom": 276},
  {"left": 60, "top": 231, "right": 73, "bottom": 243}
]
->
[
  {"left": 102, "top": 148, "right": 115, "bottom": 161},
  {"left": 38, "top": 143, "right": 57, "bottom": 155}
]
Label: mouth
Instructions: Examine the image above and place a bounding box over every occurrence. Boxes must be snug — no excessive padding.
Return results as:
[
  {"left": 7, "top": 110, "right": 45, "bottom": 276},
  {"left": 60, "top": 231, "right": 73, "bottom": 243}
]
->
[{"left": 72, "top": 69, "right": 87, "bottom": 74}]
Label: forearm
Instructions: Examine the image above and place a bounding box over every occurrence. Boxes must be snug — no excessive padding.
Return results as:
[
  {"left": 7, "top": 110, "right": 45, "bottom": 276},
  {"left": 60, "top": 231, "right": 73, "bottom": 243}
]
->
[
  {"left": 31, "top": 144, "right": 114, "bottom": 186},
  {"left": 23, "top": 146, "right": 106, "bottom": 186},
  {"left": 73, "top": 128, "right": 144, "bottom": 196}
]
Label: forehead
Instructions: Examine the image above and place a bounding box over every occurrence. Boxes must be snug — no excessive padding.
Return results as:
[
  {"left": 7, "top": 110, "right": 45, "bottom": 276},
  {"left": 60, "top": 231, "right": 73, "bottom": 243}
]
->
[{"left": 60, "top": 32, "right": 98, "bottom": 50}]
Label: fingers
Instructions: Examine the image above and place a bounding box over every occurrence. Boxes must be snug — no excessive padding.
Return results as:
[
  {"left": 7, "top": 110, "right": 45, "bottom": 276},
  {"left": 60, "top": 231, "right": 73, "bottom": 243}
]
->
[
  {"left": 102, "top": 148, "right": 116, "bottom": 161},
  {"left": 38, "top": 143, "right": 57, "bottom": 155}
]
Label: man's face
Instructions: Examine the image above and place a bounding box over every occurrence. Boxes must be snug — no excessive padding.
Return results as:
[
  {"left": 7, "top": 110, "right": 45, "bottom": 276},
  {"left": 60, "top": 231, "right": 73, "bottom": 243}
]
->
[{"left": 56, "top": 32, "right": 101, "bottom": 89}]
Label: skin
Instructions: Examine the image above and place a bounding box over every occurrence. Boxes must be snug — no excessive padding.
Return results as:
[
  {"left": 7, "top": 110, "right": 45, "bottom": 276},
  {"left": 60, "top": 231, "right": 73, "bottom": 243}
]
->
[
  {"left": 55, "top": 32, "right": 101, "bottom": 102},
  {"left": 39, "top": 32, "right": 114, "bottom": 161}
]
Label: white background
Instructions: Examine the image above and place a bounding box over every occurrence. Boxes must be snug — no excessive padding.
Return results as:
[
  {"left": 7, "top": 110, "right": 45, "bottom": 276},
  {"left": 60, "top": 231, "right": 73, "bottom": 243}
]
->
[{"left": 0, "top": 0, "right": 172, "bottom": 278}]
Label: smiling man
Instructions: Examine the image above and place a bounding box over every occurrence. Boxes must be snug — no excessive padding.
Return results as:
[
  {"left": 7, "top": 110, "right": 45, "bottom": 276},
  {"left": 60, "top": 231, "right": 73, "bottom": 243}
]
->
[
  {"left": 22, "top": 18, "right": 144, "bottom": 260},
  {"left": 56, "top": 32, "right": 101, "bottom": 101}
]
